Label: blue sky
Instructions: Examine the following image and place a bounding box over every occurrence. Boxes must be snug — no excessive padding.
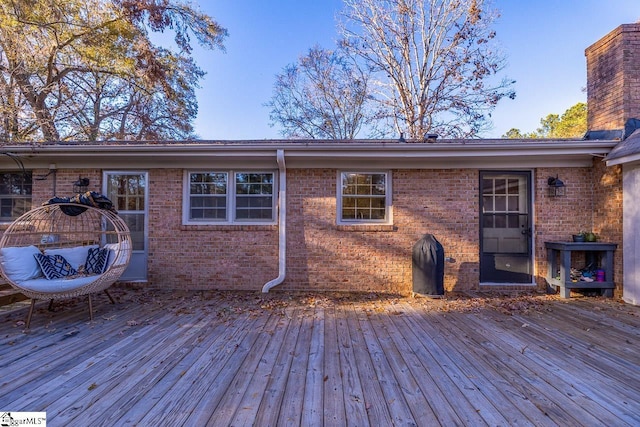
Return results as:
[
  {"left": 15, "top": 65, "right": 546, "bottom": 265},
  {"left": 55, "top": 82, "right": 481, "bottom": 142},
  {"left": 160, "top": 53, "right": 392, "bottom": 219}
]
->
[{"left": 186, "top": 0, "right": 639, "bottom": 140}]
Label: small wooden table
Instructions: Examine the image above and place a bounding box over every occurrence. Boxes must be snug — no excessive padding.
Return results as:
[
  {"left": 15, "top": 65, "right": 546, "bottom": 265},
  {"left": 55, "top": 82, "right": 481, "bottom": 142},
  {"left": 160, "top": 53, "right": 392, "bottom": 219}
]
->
[{"left": 545, "top": 241, "right": 617, "bottom": 298}]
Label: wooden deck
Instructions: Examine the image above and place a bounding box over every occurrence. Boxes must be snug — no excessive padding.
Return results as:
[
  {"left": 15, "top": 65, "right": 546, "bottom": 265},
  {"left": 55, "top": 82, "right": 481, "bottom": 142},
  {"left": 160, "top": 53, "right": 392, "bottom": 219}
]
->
[{"left": 0, "top": 288, "right": 639, "bottom": 426}]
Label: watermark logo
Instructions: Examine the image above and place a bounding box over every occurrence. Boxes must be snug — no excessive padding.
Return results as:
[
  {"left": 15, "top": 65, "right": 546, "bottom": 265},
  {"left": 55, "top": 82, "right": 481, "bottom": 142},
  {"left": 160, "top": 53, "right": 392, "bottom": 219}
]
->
[{"left": 0, "top": 412, "right": 46, "bottom": 426}]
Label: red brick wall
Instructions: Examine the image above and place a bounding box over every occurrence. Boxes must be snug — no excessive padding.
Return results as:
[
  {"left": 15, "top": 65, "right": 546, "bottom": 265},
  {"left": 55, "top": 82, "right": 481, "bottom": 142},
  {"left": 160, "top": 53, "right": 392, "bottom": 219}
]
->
[
  {"left": 28, "top": 168, "right": 103, "bottom": 205},
  {"left": 533, "top": 168, "right": 595, "bottom": 288},
  {"left": 281, "top": 168, "right": 479, "bottom": 295},
  {"left": 12, "top": 166, "right": 612, "bottom": 296},
  {"left": 393, "top": 169, "right": 479, "bottom": 293},
  {"left": 146, "top": 169, "right": 279, "bottom": 290},
  {"left": 591, "top": 160, "right": 624, "bottom": 297},
  {"left": 114, "top": 167, "right": 609, "bottom": 295},
  {"left": 586, "top": 23, "right": 640, "bottom": 130},
  {"left": 141, "top": 168, "right": 481, "bottom": 294},
  {"left": 585, "top": 23, "right": 630, "bottom": 298},
  {"left": 244, "top": 167, "right": 601, "bottom": 295}
]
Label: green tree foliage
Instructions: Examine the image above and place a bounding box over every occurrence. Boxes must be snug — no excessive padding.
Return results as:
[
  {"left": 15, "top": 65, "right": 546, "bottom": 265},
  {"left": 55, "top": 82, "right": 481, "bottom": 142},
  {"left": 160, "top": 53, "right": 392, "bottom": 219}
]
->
[
  {"left": 266, "top": 46, "right": 379, "bottom": 139},
  {"left": 503, "top": 102, "right": 587, "bottom": 139},
  {"left": 502, "top": 128, "right": 525, "bottom": 139},
  {"left": 0, "top": 0, "right": 227, "bottom": 142}
]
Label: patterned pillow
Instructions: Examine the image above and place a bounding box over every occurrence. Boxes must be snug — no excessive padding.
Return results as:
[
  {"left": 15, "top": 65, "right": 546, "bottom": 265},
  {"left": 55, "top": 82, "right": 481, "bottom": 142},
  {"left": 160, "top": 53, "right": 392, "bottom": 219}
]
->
[
  {"left": 85, "top": 247, "right": 110, "bottom": 275},
  {"left": 34, "top": 253, "right": 77, "bottom": 280}
]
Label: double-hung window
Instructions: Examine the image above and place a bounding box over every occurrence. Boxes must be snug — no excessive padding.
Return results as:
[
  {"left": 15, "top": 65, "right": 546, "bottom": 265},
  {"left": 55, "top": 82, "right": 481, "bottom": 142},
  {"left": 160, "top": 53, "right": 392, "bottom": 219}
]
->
[
  {"left": 338, "top": 171, "right": 391, "bottom": 224},
  {"left": 0, "top": 171, "right": 32, "bottom": 222},
  {"left": 184, "top": 171, "right": 276, "bottom": 224}
]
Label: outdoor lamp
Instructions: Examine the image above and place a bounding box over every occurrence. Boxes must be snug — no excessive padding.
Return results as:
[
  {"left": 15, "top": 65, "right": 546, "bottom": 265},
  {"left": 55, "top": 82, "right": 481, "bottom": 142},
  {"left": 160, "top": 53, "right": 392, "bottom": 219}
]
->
[
  {"left": 73, "top": 177, "right": 90, "bottom": 193},
  {"left": 547, "top": 176, "right": 566, "bottom": 197}
]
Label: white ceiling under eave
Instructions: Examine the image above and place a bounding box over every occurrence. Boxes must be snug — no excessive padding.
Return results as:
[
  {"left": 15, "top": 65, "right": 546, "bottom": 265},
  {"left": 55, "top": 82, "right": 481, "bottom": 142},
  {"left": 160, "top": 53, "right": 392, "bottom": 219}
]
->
[{"left": 0, "top": 139, "right": 620, "bottom": 170}]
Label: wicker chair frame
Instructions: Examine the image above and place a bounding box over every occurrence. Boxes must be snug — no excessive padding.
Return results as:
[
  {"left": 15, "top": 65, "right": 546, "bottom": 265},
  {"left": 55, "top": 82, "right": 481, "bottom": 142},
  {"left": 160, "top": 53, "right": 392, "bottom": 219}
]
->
[{"left": 0, "top": 203, "right": 132, "bottom": 328}]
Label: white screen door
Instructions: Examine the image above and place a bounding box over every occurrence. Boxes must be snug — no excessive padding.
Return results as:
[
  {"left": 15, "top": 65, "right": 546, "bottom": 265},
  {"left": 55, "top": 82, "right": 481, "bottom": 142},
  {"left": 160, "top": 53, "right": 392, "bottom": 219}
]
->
[{"left": 104, "top": 172, "right": 148, "bottom": 281}]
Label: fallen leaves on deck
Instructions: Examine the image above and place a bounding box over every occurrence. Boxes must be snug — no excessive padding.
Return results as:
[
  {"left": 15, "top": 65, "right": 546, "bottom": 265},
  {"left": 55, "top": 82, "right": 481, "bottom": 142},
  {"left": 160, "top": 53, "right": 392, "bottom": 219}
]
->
[
  {"left": 5, "top": 285, "right": 633, "bottom": 333},
  {"left": 103, "top": 287, "right": 561, "bottom": 318}
]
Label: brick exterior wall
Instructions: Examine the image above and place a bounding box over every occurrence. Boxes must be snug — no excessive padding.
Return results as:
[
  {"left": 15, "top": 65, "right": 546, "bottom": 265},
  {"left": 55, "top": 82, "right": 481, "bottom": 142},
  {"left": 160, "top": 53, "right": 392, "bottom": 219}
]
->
[
  {"left": 146, "top": 169, "right": 279, "bottom": 290},
  {"left": 282, "top": 168, "right": 479, "bottom": 294},
  {"left": 591, "top": 161, "right": 624, "bottom": 298},
  {"left": 586, "top": 23, "right": 640, "bottom": 130},
  {"left": 1, "top": 164, "right": 613, "bottom": 296},
  {"left": 533, "top": 167, "right": 594, "bottom": 288},
  {"left": 130, "top": 167, "right": 597, "bottom": 295},
  {"left": 29, "top": 168, "right": 103, "bottom": 206},
  {"left": 585, "top": 23, "right": 633, "bottom": 298},
  {"left": 146, "top": 167, "right": 603, "bottom": 295}
]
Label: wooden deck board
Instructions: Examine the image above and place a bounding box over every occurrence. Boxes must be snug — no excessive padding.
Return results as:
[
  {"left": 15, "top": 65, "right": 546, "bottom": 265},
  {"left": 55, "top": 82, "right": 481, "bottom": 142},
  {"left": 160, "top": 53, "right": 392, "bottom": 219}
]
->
[
  {"left": 461, "top": 308, "right": 637, "bottom": 426},
  {"left": 0, "top": 289, "right": 638, "bottom": 426},
  {"left": 424, "top": 311, "right": 552, "bottom": 427},
  {"left": 400, "top": 309, "right": 491, "bottom": 425},
  {"left": 366, "top": 308, "right": 441, "bottom": 425},
  {"left": 334, "top": 305, "right": 376, "bottom": 426},
  {"left": 458, "top": 310, "right": 610, "bottom": 424},
  {"left": 499, "top": 312, "right": 640, "bottom": 424},
  {"left": 360, "top": 306, "right": 433, "bottom": 425},
  {"left": 252, "top": 306, "right": 313, "bottom": 427},
  {"left": 344, "top": 304, "right": 396, "bottom": 426},
  {"left": 150, "top": 307, "right": 273, "bottom": 426},
  {"left": 368, "top": 308, "right": 463, "bottom": 426},
  {"left": 320, "top": 305, "right": 347, "bottom": 425},
  {"left": 300, "top": 306, "right": 325, "bottom": 427},
  {"left": 392, "top": 306, "right": 536, "bottom": 426},
  {"left": 233, "top": 307, "right": 299, "bottom": 426}
]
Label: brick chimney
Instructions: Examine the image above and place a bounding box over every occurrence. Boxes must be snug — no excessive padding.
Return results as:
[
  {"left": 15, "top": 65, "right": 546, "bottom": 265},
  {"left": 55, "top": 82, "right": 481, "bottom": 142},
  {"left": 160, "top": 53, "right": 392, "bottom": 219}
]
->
[{"left": 585, "top": 23, "right": 640, "bottom": 131}]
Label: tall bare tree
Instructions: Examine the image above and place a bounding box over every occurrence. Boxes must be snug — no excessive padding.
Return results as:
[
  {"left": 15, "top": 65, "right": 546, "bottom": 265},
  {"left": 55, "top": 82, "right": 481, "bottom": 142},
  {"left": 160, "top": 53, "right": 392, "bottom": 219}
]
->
[
  {"left": 340, "top": 0, "right": 515, "bottom": 139},
  {"left": 267, "top": 46, "right": 379, "bottom": 139},
  {"left": 0, "top": 0, "right": 226, "bottom": 142}
]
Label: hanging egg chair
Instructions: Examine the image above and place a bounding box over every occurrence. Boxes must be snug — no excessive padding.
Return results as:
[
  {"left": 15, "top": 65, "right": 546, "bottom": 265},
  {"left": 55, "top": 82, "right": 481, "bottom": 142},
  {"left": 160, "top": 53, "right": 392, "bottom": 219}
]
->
[{"left": 0, "top": 202, "right": 132, "bottom": 328}]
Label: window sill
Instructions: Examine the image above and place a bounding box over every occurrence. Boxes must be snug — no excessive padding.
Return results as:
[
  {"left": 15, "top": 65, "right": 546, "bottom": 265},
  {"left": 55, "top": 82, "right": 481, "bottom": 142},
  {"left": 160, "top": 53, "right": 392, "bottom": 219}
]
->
[
  {"left": 336, "top": 224, "right": 396, "bottom": 232},
  {"left": 180, "top": 224, "right": 278, "bottom": 231}
]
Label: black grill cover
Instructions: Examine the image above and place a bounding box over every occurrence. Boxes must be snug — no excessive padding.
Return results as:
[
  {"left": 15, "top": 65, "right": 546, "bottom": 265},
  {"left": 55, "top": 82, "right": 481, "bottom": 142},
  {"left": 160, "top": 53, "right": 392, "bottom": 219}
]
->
[{"left": 412, "top": 234, "right": 445, "bottom": 296}]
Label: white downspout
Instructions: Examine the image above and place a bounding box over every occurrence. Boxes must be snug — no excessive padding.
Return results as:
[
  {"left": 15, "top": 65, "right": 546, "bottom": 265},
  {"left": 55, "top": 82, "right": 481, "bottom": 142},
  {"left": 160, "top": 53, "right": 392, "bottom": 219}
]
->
[{"left": 262, "top": 149, "right": 286, "bottom": 293}]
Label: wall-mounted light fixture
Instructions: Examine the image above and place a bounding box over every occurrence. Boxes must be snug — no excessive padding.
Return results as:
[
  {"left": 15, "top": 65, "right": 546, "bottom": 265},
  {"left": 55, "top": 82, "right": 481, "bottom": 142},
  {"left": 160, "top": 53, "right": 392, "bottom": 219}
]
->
[
  {"left": 547, "top": 176, "right": 566, "bottom": 197},
  {"left": 73, "top": 177, "right": 90, "bottom": 193}
]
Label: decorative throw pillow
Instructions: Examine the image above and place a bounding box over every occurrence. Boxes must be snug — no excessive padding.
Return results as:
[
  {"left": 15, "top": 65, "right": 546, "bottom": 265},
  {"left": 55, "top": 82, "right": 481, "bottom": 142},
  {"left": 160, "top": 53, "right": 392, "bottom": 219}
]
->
[
  {"left": 84, "top": 247, "right": 110, "bottom": 275},
  {"left": 45, "top": 245, "right": 98, "bottom": 271},
  {"left": 34, "top": 253, "right": 77, "bottom": 280}
]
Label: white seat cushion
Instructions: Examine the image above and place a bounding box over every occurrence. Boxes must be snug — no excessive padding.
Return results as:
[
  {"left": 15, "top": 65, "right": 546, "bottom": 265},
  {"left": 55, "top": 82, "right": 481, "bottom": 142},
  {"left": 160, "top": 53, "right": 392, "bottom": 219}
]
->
[
  {"left": 0, "top": 245, "right": 43, "bottom": 283},
  {"left": 19, "top": 275, "right": 99, "bottom": 293}
]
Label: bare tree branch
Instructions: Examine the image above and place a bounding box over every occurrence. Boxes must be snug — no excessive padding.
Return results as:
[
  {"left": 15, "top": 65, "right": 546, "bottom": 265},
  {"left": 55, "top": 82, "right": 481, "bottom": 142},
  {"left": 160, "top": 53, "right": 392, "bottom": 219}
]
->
[
  {"left": 340, "top": 0, "right": 515, "bottom": 139},
  {"left": 0, "top": 0, "right": 226, "bottom": 142}
]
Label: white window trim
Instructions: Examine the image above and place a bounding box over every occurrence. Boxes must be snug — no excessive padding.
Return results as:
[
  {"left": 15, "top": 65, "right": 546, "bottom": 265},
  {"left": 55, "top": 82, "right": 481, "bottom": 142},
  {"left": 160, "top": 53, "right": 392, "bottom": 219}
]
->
[
  {"left": 183, "top": 170, "right": 278, "bottom": 225},
  {"left": 337, "top": 170, "right": 393, "bottom": 225}
]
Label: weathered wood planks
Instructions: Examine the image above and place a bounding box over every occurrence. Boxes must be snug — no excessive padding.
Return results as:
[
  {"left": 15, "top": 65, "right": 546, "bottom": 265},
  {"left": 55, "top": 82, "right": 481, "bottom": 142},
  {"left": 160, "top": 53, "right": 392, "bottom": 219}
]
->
[{"left": 0, "top": 289, "right": 638, "bottom": 426}]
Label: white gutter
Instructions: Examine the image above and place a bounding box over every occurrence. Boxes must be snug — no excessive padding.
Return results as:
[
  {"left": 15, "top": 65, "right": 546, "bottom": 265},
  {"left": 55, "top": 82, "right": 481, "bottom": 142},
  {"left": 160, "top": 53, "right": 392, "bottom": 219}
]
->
[
  {"left": 262, "top": 149, "right": 286, "bottom": 293},
  {"left": 1, "top": 140, "right": 619, "bottom": 170}
]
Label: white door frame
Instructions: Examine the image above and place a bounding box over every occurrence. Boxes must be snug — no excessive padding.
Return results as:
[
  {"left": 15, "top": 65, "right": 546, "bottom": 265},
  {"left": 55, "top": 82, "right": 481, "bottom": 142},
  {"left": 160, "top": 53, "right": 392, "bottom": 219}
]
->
[{"left": 103, "top": 171, "right": 149, "bottom": 281}]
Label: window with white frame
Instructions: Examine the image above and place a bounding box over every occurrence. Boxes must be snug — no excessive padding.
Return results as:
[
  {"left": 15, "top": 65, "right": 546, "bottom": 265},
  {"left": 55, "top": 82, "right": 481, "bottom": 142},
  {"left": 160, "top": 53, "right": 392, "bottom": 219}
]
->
[
  {"left": 338, "top": 171, "right": 391, "bottom": 223},
  {"left": 0, "top": 171, "right": 32, "bottom": 221},
  {"left": 184, "top": 171, "right": 276, "bottom": 224}
]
